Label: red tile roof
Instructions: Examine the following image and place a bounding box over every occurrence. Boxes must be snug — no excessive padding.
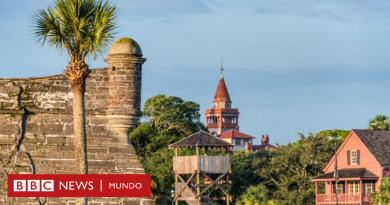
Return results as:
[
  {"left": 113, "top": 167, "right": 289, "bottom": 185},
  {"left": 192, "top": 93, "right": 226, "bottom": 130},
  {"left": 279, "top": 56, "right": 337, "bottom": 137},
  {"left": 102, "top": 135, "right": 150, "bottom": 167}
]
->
[
  {"left": 219, "top": 130, "right": 255, "bottom": 139},
  {"left": 214, "top": 78, "right": 231, "bottom": 102}
]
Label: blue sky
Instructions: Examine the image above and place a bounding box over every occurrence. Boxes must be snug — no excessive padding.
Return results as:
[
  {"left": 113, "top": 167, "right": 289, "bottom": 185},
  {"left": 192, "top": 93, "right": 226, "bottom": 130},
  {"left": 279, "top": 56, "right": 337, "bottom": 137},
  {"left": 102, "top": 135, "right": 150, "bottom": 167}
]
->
[{"left": 1, "top": 0, "right": 390, "bottom": 145}]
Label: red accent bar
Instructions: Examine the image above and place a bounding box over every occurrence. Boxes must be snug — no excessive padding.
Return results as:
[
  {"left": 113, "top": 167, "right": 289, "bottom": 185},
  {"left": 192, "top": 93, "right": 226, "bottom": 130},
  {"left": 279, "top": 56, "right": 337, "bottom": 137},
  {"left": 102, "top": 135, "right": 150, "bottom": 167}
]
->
[{"left": 8, "top": 174, "right": 150, "bottom": 197}]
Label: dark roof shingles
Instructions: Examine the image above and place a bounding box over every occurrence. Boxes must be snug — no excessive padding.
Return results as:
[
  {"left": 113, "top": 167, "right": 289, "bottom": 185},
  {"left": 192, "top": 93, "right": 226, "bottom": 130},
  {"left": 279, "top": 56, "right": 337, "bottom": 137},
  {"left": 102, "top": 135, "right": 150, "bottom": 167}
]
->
[
  {"left": 312, "top": 168, "right": 379, "bottom": 180},
  {"left": 353, "top": 129, "right": 390, "bottom": 167},
  {"left": 168, "top": 131, "right": 235, "bottom": 148}
]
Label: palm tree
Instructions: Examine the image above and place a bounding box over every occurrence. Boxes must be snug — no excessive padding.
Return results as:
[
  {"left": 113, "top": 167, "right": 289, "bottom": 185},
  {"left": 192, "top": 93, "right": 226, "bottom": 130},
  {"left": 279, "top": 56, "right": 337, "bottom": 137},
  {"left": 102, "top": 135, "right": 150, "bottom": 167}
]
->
[
  {"left": 32, "top": 0, "right": 116, "bottom": 204},
  {"left": 366, "top": 115, "right": 390, "bottom": 130},
  {"left": 236, "top": 185, "right": 275, "bottom": 205}
]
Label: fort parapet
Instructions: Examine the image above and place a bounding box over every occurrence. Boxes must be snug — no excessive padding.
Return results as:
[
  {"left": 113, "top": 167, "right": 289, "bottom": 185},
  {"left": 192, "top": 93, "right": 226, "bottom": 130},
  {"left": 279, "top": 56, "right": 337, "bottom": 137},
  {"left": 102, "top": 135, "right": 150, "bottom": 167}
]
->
[{"left": 0, "top": 38, "right": 155, "bottom": 205}]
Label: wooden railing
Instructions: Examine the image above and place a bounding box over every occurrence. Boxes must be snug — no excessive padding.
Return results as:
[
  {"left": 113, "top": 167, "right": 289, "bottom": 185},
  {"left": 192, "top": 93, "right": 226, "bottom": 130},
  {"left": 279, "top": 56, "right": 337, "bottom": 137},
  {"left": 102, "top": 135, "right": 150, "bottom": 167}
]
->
[
  {"left": 362, "top": 193, "right": 373, "bottom": 204},
  {"left": 173, "top": 156, "right": 231, "bottom": 174},
  {"left": 316, "top": 193, "right": 372, "bottom": 204}
]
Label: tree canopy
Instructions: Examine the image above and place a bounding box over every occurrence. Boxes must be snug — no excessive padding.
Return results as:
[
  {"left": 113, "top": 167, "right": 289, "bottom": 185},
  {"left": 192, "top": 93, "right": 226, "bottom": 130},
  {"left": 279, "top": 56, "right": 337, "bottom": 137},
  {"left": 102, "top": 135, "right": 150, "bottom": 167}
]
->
[
  {"left": 257, "top": 133, "right": 334, "bottom": 204},
  {"left": 316, "top": 129, "right": 350, "bottom": 146},
  {"left": 129, "top": 94, "right": 207, "bottom": 196},
  {"left": 131, "top": 94, "right": 206, "bottom": 159},
  {"left": 366, "top": 115, "right": 390, "bottom": 130},
  {"left": 32, "top": 0, "right": 117, "bottom": 62}
]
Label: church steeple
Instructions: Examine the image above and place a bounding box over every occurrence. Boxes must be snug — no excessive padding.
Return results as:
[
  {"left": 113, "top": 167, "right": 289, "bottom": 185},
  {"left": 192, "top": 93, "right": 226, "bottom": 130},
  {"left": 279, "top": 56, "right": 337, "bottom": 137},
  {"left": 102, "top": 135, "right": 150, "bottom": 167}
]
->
[
  {"left": 205, "top": 65, "right": 240, "bottom": 135},
  {"left": 213, "top": 77, "right": 231, "bottom": 109},
  {"left": 213, "top": 62, "right": 232, "bottom": 109}
]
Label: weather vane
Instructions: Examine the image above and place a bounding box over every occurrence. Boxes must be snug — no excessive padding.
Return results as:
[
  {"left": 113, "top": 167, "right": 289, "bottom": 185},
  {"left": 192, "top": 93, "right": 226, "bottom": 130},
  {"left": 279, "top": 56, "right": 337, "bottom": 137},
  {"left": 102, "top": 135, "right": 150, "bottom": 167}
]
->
[{"left": 220, "top": 57, "right": 224, "bottom": 78}]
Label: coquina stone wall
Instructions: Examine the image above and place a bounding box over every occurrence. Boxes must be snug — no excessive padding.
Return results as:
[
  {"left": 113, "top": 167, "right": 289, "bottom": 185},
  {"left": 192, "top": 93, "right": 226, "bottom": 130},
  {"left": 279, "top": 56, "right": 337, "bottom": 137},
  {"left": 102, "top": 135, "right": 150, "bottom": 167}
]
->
[{"left": 0, "top": 38, "right": 156, "bottom": 205}]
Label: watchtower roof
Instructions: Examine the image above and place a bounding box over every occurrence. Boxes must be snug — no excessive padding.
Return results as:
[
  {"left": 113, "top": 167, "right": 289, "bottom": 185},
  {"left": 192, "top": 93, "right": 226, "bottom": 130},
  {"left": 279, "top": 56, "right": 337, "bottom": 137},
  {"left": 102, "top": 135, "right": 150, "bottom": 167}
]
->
[
  {"left": 168, "top": 131, "right": 235, "bottom": 149},
  {"left": 108, "top": 37, "right": 142, "bottom": 56}
]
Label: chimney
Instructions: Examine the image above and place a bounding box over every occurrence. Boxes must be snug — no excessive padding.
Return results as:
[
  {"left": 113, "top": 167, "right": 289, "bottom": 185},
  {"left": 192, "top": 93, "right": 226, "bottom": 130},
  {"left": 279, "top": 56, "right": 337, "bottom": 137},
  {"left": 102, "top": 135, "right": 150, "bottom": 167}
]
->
[
  {"left": 245, "top": 142, "right": 252, "bottom": 153},
  {"left": 261, "top": 135, "right": 269, "bottom": 145}
]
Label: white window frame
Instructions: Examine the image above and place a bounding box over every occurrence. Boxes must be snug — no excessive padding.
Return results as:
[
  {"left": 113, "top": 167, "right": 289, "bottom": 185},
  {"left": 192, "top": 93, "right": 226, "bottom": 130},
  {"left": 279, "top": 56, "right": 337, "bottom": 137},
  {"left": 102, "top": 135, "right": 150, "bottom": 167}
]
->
[
  {"left": 351, "top": 150, "right": 357, "bottom": 165},
  {"left": 366, "top": 182, "right": 373, "bottom": 193},
  {"left": 336, "top": 183, "right": 343, "bottom": 194},
  {"left": 349, "top": 181, "right": 359, "bottom": 194}
]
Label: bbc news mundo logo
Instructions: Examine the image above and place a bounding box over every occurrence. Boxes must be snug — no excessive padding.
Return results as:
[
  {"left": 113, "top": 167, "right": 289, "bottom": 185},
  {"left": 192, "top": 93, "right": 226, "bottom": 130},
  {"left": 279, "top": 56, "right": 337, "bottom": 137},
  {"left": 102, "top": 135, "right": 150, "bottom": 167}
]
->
[
  {"left": 14, "top": 180, "right": 54, "bottom": 192},
  {"left": 8, "top": 174, "right": 150, "bottom": 197}
]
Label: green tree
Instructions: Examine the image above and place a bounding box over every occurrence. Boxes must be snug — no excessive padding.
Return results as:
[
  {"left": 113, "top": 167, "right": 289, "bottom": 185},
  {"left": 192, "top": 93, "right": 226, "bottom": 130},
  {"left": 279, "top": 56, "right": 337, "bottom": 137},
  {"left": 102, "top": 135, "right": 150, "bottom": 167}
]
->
[
  {"left": 32, "top": 1, "right": 116, "bottom": 204},
  {"left": 316, "top": 129, "right": 350, "bottom": 146},
  {"left": 372, "top": 177, "right": 390, "bottom": 205},
  {"left": 367, "top": 115, "right": 390, "bottom": 130},
  {"left": 236, "top": 185, "right": 275, "bottom": 205},
  {"left": 143, "top": 94, "right": 204, "bottom": 135},
  {"left": 259, "top": 133, "right": 334, "bottom": 205},
  {"left": 230, "top": 149, "right": 272, "bottom": 199},
  {"left": 129, "top": 94, "right": 207, "bottom": 196}
]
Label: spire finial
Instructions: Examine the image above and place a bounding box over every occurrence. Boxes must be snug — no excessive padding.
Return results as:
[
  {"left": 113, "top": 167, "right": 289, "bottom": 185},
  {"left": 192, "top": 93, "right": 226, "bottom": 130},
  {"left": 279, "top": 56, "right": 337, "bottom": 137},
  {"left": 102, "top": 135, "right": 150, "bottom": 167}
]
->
[{"left": 220, "top": 57, "right": 224, "bottom": 79}]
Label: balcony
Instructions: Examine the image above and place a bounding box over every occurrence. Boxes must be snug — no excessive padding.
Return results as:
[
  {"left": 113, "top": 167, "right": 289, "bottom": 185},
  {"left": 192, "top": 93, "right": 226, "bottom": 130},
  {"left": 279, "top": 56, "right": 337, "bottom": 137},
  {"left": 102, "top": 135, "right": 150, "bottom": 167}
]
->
[
  {"left": 206, "top": 123, "right": 238, "bottom": 128},
  {"left": 316, "top": 194, "right": 373, "bottom": 205}
]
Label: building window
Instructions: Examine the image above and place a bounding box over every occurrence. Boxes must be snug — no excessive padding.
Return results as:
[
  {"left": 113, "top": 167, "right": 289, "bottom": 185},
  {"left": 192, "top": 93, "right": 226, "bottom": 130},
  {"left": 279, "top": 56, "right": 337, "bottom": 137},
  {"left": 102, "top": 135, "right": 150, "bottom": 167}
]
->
[
  {"left": 349, "top": 181, "right": 359, "bottom": 194},
  {"left": 336, "top": 184, "right": 343, "bottom": 194},
  {"left": 226, "top": 103, "right": 229, "bottom": 108},
  {"left": 351, "top": 150, "right": 357, "bottom": 165},
  {"left": 235, "top": 139, "right": 241, "bottom": 145},
  {"left": 332, "top": 182, "right": 345, "bottom": 194},
  {"left": 366, "top": 182, "right": 373, "bottom": 193},
  {"left": 244, "top": 139, "right": 250, "bottom": 143}
]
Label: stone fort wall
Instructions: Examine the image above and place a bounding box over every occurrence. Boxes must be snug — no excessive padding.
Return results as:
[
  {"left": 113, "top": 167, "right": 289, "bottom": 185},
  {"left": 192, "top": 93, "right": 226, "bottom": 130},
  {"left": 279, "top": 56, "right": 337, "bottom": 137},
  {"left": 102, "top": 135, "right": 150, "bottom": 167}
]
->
[{"left": 0, "top": 38, "right": 156, "bottom": 205}]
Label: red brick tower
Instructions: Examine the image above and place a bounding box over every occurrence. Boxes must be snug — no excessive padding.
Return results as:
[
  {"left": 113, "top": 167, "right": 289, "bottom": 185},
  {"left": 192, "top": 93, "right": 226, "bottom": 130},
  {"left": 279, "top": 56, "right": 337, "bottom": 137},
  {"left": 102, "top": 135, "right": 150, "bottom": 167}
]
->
[{"left": 205, "top": 66, "right": 240, "bottom": 135}]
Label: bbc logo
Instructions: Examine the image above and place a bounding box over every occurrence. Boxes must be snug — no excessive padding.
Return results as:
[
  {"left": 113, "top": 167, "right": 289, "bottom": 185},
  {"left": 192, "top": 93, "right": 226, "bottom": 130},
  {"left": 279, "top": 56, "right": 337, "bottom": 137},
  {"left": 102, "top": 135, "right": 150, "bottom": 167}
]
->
[{"left": 14, "top": 180, "right": 54, "bottom": 192}]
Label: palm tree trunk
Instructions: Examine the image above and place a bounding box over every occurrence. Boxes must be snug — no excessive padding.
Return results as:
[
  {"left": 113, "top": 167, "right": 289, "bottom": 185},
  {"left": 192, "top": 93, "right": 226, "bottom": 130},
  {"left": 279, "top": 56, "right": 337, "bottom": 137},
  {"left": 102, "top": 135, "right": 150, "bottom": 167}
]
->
[
  {"left": 72, "top": 81, "right": 88, "bottom": 174},
  {"left": 64, "top": 60, "right": 91, "bottom": 205},
  {"left": 72, "top": 81, "right": 88, "bottom": 205}
]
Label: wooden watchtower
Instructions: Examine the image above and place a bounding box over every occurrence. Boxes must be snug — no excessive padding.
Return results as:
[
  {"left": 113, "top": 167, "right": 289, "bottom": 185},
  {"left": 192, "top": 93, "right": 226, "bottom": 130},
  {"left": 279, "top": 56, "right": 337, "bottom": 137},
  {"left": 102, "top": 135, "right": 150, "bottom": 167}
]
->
[{"left": 168, "top": 131, "right": 235, "bottom": 205}]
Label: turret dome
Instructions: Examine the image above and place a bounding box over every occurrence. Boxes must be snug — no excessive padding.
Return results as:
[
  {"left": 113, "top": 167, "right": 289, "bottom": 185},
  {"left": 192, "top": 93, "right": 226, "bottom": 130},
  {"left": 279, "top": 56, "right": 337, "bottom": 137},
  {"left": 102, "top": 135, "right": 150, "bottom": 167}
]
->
[{"left": 108, "top": 37, "right": 142, "bottom": 56}]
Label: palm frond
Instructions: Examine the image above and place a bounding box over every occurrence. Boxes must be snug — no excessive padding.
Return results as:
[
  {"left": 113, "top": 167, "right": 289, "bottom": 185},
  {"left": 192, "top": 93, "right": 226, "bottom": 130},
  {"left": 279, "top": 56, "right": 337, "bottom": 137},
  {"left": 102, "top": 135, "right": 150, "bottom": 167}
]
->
[{"left": 31, "top": 0, "right": 117, "bottom": 62}]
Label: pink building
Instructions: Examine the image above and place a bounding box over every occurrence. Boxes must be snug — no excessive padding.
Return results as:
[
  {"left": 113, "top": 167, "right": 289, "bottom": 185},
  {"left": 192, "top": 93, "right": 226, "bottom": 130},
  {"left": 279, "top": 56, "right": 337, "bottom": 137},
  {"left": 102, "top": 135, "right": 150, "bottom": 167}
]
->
[{"left": 311, "top": 130, "right": 390, "bottom": 205}]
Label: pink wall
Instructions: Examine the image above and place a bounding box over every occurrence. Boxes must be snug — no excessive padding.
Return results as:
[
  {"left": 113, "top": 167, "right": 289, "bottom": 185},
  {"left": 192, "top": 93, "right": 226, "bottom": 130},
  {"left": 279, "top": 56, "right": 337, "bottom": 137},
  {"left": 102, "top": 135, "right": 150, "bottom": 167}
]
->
[{"left": 323, "top": 131, "right": 383, "bottom": 192}]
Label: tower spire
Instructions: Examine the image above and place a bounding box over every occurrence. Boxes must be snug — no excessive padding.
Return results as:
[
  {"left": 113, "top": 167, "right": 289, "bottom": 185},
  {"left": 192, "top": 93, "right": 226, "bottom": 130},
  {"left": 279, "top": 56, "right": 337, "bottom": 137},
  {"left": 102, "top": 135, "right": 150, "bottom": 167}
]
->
[{"left": 220, "top": 57, "right": 224, "bottom": 79}]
